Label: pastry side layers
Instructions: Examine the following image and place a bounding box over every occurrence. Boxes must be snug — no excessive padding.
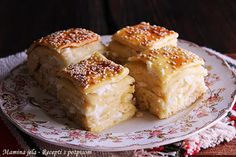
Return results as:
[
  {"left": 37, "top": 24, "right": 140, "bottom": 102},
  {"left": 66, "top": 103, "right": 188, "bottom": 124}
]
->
[
  {"left": 108, "top": 22, "right": 178, "bottom": 64},
  {"left": 27, "top": 28, "right": 105, "bottom": 96},
  {"left": 126, "top": 46, "right": 207, "bottom": 119},
  {"left": 57, "top": 53, "right": 136, "bottom": 132}
]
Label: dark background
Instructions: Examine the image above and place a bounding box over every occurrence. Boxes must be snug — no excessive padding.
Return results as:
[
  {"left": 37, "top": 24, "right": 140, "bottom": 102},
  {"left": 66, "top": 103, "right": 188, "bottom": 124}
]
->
[{"left": 0, "top": 0, "right": 236, "bottom": 57}]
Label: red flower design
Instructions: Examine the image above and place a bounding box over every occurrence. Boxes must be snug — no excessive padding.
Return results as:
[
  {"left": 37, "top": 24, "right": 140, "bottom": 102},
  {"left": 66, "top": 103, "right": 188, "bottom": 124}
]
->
[
  {"left": 230, "top": 116, "right": 236, "bottom": 121},
  {"left": 232, "top": 103, "right": 236, "bottom": 111},
  {"left": 29, "top": 127, "right": 38, "bottom": 132},
  {"left": 196, "top": 111, "right": 208, "bottom": 118},
  {"left": 13, "top": 112, "right": 35, "bottom": 121},
  {"left": 68, "top": 130, "right": 81, "bottom": 139},
  {"left": 85, "top": 132, "right": 99, "bottom": 139},
  {"left": 168, "top": 127, "right": 178, "bottom": 134},
  {"left": 149, "top": 130, "right": 163, "bottom": 137},
  {"left": 14, "top": 114, "right": 25, "bottom": 121},
  {"left": 147, "top": 146, "right": 164, "bottom": 152}
]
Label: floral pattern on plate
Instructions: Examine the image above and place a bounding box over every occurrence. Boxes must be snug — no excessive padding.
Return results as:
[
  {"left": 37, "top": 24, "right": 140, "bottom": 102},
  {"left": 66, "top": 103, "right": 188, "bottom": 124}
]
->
[{"left": 0, "top": 36, "right": 235, "bottom": 151}]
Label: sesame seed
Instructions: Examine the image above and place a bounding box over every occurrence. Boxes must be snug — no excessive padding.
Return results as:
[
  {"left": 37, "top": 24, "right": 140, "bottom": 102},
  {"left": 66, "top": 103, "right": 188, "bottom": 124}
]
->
[
  {"left": 135, "top": 46, "right": 203, "bottom": 70},
  {"left": 116, "top": 22, "right": 177, "bottom": 47},
  {"left": 36, "top": 28, "right": 99, "bottom": 49},
  {"left": 61, "top": 53, "right": 124, "bottom": 88}
]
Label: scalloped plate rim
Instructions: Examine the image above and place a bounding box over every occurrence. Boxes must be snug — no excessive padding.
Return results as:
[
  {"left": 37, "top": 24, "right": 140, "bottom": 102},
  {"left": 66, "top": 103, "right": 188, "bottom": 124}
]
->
[{"left": 0, "top": 36, "right": 235, "bottom": 151}]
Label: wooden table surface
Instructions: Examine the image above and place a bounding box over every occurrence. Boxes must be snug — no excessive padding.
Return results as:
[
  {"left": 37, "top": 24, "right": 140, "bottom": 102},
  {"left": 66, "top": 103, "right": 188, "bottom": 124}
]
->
[{"left": 0, "top": 0, "right": 235, "bottom": 155}]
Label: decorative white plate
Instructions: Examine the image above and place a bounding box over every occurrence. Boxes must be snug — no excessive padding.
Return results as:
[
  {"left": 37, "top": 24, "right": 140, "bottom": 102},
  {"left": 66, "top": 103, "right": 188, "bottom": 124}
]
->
[{"left": 0, "top": 36, "right": 235, "bottom": 151}]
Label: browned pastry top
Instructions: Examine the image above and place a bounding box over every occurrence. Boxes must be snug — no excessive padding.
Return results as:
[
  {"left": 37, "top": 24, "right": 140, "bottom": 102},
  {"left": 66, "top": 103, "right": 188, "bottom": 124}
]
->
[
  {"left": 31, "top": 28, "right": 100, "bottom": 51},
  {"left": 60, "top": 53, "right": 124, "bottom": 89},
  {"left": 130, "top": 46, "right": 204, "bottom": 70},
  {"left": 113, "top": 22, "right": 178, "bottom": 48}
]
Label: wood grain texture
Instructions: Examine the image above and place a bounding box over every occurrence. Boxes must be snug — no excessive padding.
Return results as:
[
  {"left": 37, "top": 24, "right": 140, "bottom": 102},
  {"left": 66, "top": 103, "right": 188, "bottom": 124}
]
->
[
  {"left": 0, "top": 0, "right": 109, "bottom": 57},
  {"left": 195, "top": 139, "right": 236, "bottom": 156},
  {"left": 106, "top": 0, "right": 236, "bottom": 53}
]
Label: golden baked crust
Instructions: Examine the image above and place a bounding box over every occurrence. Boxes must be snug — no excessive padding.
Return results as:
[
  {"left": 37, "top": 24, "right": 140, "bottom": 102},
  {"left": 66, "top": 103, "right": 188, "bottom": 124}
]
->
[
  {"left": 57, "top": 53, "right": 136, "bottom": 132},
  {"left": 28, "top": 28, "right": 100, "bottom": 53},
  {"left": 58, "top": 52, "right": 129, "bottom": 92},
  {"left": 112, "top": 22, "right": 178, "bottom": 51},
  {"left": 57, "top": 74, "right": 136, "bottom": 132},
  {"left": 27, "top": 28, "right": 105, "bottom": 96},
  {"left": 126, "top": 46, "right": 207, "bottom": 119},
  {"left": 129, "top": 46, "right": 204, "bottom": 81}
]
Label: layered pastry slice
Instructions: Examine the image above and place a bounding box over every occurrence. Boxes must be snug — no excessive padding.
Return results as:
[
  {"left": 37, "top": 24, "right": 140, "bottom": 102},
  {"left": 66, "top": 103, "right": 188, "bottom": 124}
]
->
[
  {"left": 57, "top": 52, "right": 136, "bottom": 132},
  {"left": 27, "top": 28, "right": 105, "bottom": 95},
  {"left": 126, "top": 46, "right": 207, "bottom": 119},
  {"left": 108, "top": 22, "right": 178, "bottom": 64}
]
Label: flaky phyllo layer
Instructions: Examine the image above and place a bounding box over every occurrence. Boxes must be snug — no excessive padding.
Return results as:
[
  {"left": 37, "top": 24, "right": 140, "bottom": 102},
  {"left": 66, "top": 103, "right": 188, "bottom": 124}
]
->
[
  {"left": 108, "top": 22, "right": 178, "bottom": 64},
  {"left": 57, "top": 53, "right": 136, "bottom": 132},
  {"left": 27, "top": 28, "right": 105, "bottom": 95},
  {"left": 126, "top": 46, "right": 207, "bottom": 119}
]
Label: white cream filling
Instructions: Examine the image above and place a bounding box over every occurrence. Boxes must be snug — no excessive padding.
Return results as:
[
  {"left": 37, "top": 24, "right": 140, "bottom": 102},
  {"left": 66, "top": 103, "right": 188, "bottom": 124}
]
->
[
  {"left": 166, "top": 76, "right": 206, "bottom": 107},
  {"left": 63, "top": 48, "right": 75, "bottom": 63},
  {"left": 86, "top": 104, "right": 106, "bottom": 120},
  {"left": 161, "top": 68, "right": 165, "bottom": 76},
  {"left": 61, "top": 41, "right": 105, "bottom": 65},
  {"left": 146, "top": 61, "right": 157, "bottom": 76},
  {"left": 151, "top": 36, "right": 178, "bottom": 49},
  {"left": 93, "top": 84, "right": 112, "bottom": 95},
  {"left": 113, "top": 112, "right": 122, "bottom": 119},
  {"left": 184, "top": 75, "right": 194, "bottom": 84}
]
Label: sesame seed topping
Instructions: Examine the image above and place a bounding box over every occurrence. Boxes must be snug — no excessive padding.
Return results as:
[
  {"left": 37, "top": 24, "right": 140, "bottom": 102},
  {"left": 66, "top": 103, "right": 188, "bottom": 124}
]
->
[
  {"left": 115, "top": 22, "right": 177, "bottom": 47},
  {"left": 36, "top": 28, "right": 99, "bottom": 50},
  {"left": 61, "top": 53, "right": 124, "bottom": 88},
  {"left": 135, "top": 46, "right": 203, "bottom": 70}
]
